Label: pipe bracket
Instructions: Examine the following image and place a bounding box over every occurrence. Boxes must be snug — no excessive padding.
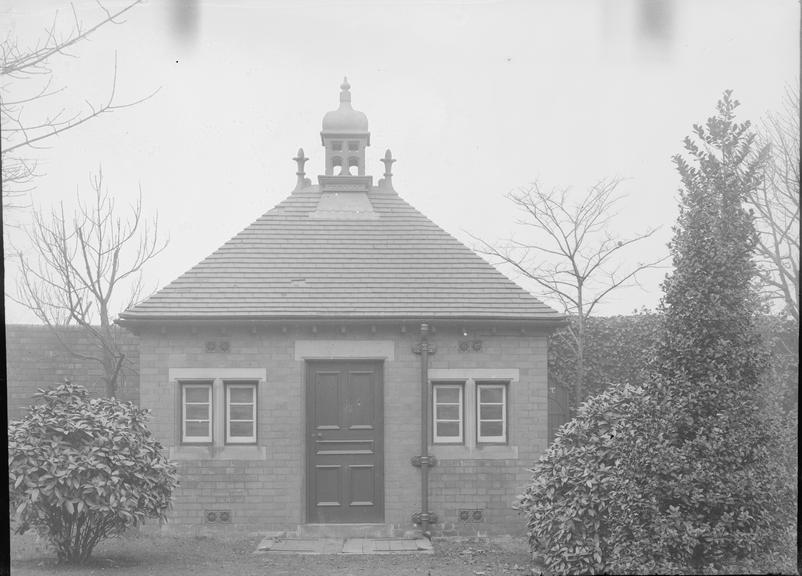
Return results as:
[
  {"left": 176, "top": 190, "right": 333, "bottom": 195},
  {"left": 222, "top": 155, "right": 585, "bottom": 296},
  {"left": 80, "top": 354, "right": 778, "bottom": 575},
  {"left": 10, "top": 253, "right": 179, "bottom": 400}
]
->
[{"left": 412, "top": 342, "right": 437, "bottom": 355}]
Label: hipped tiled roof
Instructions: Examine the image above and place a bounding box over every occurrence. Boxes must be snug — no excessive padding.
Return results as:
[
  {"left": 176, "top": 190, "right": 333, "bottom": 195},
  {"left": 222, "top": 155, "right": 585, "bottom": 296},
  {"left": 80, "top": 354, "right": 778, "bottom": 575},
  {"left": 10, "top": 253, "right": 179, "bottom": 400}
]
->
[{"left": 118, "top": 183, "right": 562, "bottom": 323}]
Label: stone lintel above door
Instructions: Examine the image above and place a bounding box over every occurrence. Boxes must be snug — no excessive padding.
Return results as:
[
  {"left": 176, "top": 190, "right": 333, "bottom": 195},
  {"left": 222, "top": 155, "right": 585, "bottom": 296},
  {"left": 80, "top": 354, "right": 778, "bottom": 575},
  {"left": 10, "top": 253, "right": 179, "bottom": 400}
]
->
[{"left": 294, "top": 340, "right": 395, "bottom": 361}]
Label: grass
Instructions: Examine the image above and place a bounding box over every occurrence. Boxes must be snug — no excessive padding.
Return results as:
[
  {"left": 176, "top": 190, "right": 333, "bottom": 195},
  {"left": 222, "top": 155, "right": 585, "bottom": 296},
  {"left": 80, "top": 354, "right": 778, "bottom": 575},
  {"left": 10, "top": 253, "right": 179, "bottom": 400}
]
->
[{"left": 10, "top": 530, "right": 538, "bottom": 576}]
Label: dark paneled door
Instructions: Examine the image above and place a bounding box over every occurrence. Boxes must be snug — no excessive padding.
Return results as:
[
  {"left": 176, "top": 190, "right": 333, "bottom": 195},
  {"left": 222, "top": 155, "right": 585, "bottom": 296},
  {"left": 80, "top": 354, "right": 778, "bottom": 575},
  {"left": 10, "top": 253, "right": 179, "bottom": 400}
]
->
[{"left": 306, "top": 361, "right": 384, "bottom": 523}]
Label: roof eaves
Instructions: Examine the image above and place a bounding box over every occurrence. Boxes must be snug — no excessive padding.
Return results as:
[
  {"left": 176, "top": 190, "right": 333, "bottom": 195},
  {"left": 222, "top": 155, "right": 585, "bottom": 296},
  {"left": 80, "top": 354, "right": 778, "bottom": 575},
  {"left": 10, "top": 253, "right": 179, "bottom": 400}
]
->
[{"left": 115, "top": 313, "right": 567, "bottom": 331}]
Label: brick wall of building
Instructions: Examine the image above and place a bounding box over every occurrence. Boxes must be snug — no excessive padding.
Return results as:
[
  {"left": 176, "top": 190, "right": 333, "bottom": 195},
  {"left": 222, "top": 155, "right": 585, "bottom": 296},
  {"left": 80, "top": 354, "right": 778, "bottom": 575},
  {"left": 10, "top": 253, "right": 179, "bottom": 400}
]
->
[
  {"left": 136, "top": 323, "right": 548, "bottom": 536},
  {"left": 5, "top": 324, "right": 140, "bottom": 419}
]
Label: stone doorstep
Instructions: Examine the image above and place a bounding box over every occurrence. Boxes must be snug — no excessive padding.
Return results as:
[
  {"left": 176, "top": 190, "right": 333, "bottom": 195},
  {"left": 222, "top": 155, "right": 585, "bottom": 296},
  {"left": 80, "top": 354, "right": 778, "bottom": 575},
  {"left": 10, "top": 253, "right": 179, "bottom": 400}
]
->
[
  {"left": 296, "top": 522, "right": 397, "bottom": 539},
  {"left": 255, "top": 535, "right": 434, "bottom": 555}
]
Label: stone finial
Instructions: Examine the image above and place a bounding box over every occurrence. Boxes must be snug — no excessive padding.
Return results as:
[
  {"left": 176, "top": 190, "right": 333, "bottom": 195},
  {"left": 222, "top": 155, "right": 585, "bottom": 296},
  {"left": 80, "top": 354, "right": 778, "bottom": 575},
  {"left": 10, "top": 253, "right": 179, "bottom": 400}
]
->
[
  {"left": 381, "top": 149, "right": 396, "bottom": 178},
  {"left": 379, "top": 149, "right": 396, "bottom": 189},
  {"left": 340, "top": 77, "right": 351, "bottom": 103},
  {"left": 293, "top": 148, "right": 308, "bottom": 187}
]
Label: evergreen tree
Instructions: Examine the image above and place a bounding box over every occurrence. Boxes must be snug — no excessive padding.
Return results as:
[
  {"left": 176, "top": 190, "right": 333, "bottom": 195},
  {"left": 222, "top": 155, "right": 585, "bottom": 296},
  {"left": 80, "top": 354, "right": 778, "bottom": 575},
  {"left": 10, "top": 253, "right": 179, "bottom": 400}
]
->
[
  {"left": 656, "top": 90, "right": 767, "bottom": 389},
  {"left": 613, "top": 91, "right": 795, "bottom": 573}
]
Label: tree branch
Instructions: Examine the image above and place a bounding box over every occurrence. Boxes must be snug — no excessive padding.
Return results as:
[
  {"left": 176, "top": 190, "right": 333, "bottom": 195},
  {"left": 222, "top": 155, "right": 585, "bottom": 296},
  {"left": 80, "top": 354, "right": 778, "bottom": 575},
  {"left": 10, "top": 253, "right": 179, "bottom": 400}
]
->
[{"left": 12, "top": 167, "right": 167, "bottom": 396}]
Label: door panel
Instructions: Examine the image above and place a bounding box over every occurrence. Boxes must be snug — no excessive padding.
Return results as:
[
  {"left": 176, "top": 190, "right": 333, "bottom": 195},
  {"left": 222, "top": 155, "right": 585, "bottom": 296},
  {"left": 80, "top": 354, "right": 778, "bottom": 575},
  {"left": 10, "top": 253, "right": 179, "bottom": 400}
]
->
[
  {"left": 315, "top": 465, "right": 342, "bottom": 506},
  {"left": 306, "top": 361, "right": 384, "bottom": 523},
  {"left": 343, "top": 371, "right": 375, "bottom": 428},
  {"left": 314, "top": 372, "right": 340, "bottom": 427},
  {"left": 348, "top": 465, "right": 375, "bottom": 506}
]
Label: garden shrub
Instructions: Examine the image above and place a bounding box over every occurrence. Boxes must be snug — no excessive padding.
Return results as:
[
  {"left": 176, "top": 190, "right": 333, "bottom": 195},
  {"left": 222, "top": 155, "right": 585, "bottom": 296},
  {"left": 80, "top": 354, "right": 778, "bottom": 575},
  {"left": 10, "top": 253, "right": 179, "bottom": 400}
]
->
[
  {"left": 518, "top": 382, "right": 642, "bottom": 575},
  {"left": 609, "top": 375, "right": 795, "bottom": 574},
  {"left": 522, "top": 375, "right": 795, "bottom": 575},
  {"left": 8, "top": 382, "right": 178, "bottom": 564}
]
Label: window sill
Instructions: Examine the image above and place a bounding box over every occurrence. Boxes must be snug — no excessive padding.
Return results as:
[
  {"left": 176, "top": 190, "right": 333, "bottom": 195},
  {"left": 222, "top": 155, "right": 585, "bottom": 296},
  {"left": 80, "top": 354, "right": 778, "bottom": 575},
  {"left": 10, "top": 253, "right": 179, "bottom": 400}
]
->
[
  {"left": 429, "top": 444, "right": 518, "bottom": 460},
  {"left": 169, "top": 445, "right": 266, "bottom": 460}
]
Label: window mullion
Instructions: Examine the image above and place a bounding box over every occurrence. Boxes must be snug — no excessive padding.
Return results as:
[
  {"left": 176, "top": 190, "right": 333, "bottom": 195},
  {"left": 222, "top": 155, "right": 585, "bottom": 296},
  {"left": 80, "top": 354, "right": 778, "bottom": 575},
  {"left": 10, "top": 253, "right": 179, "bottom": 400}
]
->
[
  {"left": 213, "top": 378, "right": 223, "bottom": 447},
  {"left": 466, "top": 378, "right": 475, "bottom": 448}
]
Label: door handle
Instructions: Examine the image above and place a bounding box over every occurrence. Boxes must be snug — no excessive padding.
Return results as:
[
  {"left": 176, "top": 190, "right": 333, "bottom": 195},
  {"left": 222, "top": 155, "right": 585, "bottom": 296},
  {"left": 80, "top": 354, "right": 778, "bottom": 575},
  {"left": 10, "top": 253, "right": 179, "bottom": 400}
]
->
[{"left": 314, "top": 433, "right": 323, "bottom": 438}]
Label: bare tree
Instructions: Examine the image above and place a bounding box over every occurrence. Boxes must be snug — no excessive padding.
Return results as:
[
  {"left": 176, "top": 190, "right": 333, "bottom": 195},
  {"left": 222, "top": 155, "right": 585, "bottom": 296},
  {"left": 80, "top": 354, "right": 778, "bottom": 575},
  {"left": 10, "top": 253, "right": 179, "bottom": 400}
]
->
[
  {"left": 1, "top": 0, "right": 149, "bottom": 209},
  {"left": 750, "top": 87, "right": 800, "bottom": 323},
  {"left": 474, "top": 178, "right": 667, "bottom": 407},
  {"left": 12, "top": 168, "right": 167, "bottom": 397}
]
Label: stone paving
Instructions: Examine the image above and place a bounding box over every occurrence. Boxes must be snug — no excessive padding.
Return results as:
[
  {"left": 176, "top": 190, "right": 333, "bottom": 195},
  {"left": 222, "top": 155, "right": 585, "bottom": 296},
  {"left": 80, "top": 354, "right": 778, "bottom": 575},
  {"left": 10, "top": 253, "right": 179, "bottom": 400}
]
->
[{"left": 255, "top": 533, "right": 434, "bottom": 555}]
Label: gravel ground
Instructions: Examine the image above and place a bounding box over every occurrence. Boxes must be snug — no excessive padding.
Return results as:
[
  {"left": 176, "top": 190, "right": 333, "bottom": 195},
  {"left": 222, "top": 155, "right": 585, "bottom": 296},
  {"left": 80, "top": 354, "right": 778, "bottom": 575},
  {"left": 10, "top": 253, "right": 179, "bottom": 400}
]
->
[{"left": 10, "top": 531, "right": 542, "bottom": 576}]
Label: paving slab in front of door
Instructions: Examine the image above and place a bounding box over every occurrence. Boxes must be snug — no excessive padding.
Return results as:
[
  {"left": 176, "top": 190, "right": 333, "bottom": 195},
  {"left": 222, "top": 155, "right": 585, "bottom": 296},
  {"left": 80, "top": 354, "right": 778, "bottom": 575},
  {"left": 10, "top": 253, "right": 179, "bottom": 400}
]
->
[
  {"left": 342, "top": 537, "right": 432, "bottom": 554},
  {"left": 256, "top": 536, "right": 433, "bottom": 555}
]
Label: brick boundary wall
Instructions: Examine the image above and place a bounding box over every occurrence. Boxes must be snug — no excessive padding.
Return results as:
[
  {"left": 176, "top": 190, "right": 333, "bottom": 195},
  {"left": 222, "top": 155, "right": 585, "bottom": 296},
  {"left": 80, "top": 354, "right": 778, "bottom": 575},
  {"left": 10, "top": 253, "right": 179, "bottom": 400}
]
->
[{"left": 5, "top": 324, "right": 140, "bottom": 420}]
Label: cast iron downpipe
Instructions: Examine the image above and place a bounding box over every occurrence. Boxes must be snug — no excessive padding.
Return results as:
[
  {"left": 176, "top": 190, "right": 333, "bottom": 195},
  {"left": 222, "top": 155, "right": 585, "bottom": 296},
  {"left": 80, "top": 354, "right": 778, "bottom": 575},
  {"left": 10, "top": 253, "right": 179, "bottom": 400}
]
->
[{"left": 412, "top": 322, "right": 437, "bottom": 536}]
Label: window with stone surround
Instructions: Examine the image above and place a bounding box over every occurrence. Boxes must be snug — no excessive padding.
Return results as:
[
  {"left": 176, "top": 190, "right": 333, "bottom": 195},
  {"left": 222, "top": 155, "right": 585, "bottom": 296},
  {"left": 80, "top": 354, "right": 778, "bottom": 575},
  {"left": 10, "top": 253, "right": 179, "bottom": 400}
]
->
[
  {"left": 428, "top": 369, "right": 519, "bottom": 458},
  {"left": 171, "top": 369, "right": 266, "bottom": 456},
  {"left": 432, "top": 382, "right": 464, "bottom": 444}
]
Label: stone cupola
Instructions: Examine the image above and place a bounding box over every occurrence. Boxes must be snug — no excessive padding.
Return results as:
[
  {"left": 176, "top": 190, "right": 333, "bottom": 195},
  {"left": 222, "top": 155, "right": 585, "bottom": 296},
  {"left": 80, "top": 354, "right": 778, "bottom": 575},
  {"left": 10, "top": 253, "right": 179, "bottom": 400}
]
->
[{"left": 319, "top": 78, "right": 372, "bottom": 193}]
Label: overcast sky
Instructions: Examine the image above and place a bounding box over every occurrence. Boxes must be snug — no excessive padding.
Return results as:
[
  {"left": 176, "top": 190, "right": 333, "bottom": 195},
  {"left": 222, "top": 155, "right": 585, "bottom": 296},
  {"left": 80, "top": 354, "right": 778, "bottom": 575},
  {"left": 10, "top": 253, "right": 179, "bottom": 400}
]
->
[{"left": 2, "top": 0, "right": 799, "bottom": 324}]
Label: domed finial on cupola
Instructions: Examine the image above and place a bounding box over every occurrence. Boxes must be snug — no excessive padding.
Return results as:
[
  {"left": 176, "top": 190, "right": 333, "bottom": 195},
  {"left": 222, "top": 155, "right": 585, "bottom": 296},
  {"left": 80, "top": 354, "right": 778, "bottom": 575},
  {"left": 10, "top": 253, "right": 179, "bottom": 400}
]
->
[
  {"left": 320, "top": 77, "right": 370, "bottom": 181},
  {"left": 293, "top": 148, "right": 308, "bottom": 188},
  {"left": 322, "top": 77, "right": 368, "bottom": 136}
]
